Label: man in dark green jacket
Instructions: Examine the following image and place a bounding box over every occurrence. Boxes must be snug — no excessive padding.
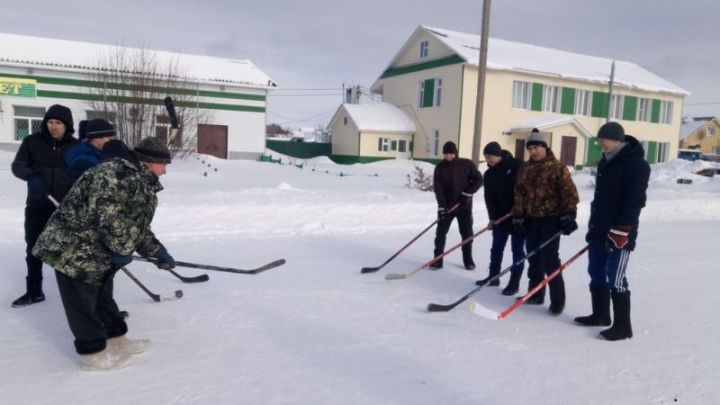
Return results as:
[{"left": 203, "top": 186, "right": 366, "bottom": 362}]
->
[{"left": 33, "top": 137, "right": 175, "bottom": 371}]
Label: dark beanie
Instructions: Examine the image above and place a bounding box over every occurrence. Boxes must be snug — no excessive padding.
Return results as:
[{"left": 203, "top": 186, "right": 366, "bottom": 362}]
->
[
  {"left": 525, "top": 128, "right": 547, "bottom": 148},
  {"left": 133, "top": 137, "right": 172, "bottom": 164},
  {"left": 43, "top": 104, "right": 75, "bottom": 136},
  {"left": 597, "top": 122, "right": 625, "bottom": 141},
  {"left": 442, "top": 141, "right": 458, "bottom": 154},
  {"left": 85, "top": 119, "right": 116, "bottom": 139},
  {"left": 483, "top": 141, "right": 502, "bottom": 157},
  {"left": 78, "top": 120, "right": 88, "bottom": 140}
]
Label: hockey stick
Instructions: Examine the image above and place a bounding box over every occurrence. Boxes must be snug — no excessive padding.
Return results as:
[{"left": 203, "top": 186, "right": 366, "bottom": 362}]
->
[
  {"left": 166, "top": 268, "right": 210, "bottom": 283},
  {"left": 361, "top": 203, "right": 461, "bottom": 274},
  {"left": 473, "top": 245, "right": 589, "bottom": 320},
  {"left": 385, "top": 213, "right": 510, "bottom": 281},
  {"left": 121, "top": 268, "right": 183, "bottom": 302},
  {"left": 426, "top": 230, "right": 563, "bottom": 312},
  {"left": 163, "top": 96, "right": 180, "bottom": 146},
  {"left": 132, "top": 256, "right": 286, "bottom": 275},
  {"left": 47, "top": 196, "right": 181, "bottom": 302}
]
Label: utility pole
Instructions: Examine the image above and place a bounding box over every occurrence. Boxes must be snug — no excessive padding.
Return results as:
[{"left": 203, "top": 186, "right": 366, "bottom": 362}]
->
[
  {"left": 606, "top": 60, "right": 616, "bottom": 122},
  {"left": 471, "top": 0, "right": 492, "bottom": 164}
]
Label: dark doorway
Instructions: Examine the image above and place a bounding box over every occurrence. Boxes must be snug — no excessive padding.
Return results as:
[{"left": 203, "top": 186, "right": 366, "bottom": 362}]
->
[
  {"left": 560, "top": 136, "right": 577, "bottom": 166},
  {"left": 197, "top": 124, "right": 228, "bottom": 159},
  {"left": 515, "top": 139, "right": 526, "bottom": 161}
]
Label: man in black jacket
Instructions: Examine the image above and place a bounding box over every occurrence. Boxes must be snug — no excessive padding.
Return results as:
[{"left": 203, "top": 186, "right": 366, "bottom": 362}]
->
[
  {"left": 576, "top": 122, "right": 650, "bottom": 341},
  {"left": 431, "top": 141, "right": 483, "bottom": 270},
  {"left": 476, "top": 142, "right": 525, "bottom": 295},
  {"left": 10, "top": 104, "right": 78, "bottom": 308}
]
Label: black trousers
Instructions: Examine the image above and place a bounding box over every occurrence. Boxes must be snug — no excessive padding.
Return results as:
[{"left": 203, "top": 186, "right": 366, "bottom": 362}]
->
[
  {"left": 55, "top": 271, "right": 127, "bottom": 355},
  {"left": 434, "top": 208, "right": 474, "bottom": 264},
  {"left": 24, "top": 206, "right": 55, "bottom": 291},
  {"left": 525, "top": 216, "right": 565, "bottom": 304}
]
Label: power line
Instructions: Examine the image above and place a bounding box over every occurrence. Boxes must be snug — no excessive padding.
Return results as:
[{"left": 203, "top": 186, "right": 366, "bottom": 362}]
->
[{"left": 685, "top": 102, "right": 720, "bottom": 106}]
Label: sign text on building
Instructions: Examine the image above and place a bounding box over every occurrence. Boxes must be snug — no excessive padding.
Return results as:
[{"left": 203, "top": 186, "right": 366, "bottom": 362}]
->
[{"left": 0, "top": 77, "right": 37, "bottom": 97}]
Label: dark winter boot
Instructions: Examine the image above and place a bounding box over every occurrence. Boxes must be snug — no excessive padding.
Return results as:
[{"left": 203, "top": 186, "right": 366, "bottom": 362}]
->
[
  {"left": 429, "top": 258, "right": 443, "bottom": 270},
  {"left": 548, "top": 275, "right": 566, "bottom": 316},
  {"left": 11, "top": 277, "right": 45, "bottom": 308},
  {"left": 462, "top": 249, "right": 475, "bottom": 271},
  {"left": 502, "top": 272, "right": 522, "bottom": 296},
  {"left": 574, "top": 286, "right": 611, "bottom": 326},
  {"left": 600, "top": 291, "right": 633, "bottom": 341},
  {"left": 475, "top": 268, "right": 500, "bottom": 286},
  {"left": 523, "top": 280, "right": 544, "bottom": 305}
]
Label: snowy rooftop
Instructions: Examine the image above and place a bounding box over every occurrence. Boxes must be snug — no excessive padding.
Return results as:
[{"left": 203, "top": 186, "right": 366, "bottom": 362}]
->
[
  {"left": 334, "top": 103, "right": 416, "bottom": 132},
  {"left": 511, "top": 114, "right": 592, "bottom": 138},
  {"left": 0, "top": 32, "right": 276, "bottom": 88},
  {"left": 387, "top": 26, "right": 689, "bottom": 96},
  {"left": 680, "top": 117, "right": 717, "bottom": 140}
]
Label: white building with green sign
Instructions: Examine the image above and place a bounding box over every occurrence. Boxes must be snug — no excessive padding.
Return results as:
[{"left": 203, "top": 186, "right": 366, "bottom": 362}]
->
[
  {"left": 0, "top": 32, "right": 276, "bottom": 159},
  {"left": 366, "top": 26, "right": 689, "bottom": 166}
]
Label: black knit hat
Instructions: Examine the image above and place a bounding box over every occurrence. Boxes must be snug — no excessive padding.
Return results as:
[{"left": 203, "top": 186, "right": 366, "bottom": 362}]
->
[
  {"left": 78, "top": 120, "right": 88, "bottom": 140},
  {"left": 133, "top": 137, "right": 172, "bottom": 164},
  {"left": 597, "top": 122, "right": 625, "bottom": 141},
  {"left": 483, "top": 141, "right": 502, "bottom": 157},
  {"left": 442, "top": 141, "right": 458, "bottom": 154},
  {"left": 525, "top": 128, "right": 547, "bottom": 148},
  {"left": 43, "top": 104, "right": 75, "bottom": 136},
  {"left": 85, "top": 119, "right": 116, "bottom": 139}
]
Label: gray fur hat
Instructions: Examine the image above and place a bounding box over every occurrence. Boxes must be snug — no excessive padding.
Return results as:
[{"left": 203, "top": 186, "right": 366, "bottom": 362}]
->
[
  {"left": 133, "top": 137, "right": 172, "bottom": 164},
  {"left": 525, "top": 128, "right": 547, "bottom": 149}
]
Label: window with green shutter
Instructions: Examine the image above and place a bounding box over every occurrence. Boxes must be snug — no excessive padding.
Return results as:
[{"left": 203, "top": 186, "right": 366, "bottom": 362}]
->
[
  {"left": 391, "top": 140, "right": 397, "bottom": 151},
  {"left": 423, "top": 79, "right": 435, "bottom": 108},
  {"left": 561, "top": 87, "right": 575, "bottom": 114},
  {"left": 592, "top": 91, "right": 609, "bottom": 118},
  {"left": 531, "top": 83, "right": 543, "bottom": 111},
  {"left": 645, "top": 141, "right": 658, "bottom": 163},
  {"left": 623, "top": 96, "right": 637, "bottom": 121},
  {"left": 586, "top": 137, "right": 603, "bottom": 166},
  {"left": 651, "top": 99, "right": 661, "bottom": 123}
]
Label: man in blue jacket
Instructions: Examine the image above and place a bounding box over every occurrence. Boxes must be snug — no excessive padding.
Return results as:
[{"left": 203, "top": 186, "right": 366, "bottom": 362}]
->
[
  {"left": 66, "top": 119, "right": 117, "bottom": 183},
  {"left": 10, "top": 105, "right": 78, "bottom": 307},
  {"left": 576, "top": 122, "right": 650, "bottom": 341}
]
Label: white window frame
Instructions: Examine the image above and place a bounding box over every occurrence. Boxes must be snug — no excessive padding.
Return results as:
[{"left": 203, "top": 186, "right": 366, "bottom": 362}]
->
[
  {"left": 659, "top": 101, "right": 673, "bottom": 124},
  {"left": 542, "top": 85, "right": 562, "bottom": 113},
  {"left": 637, "top": 98, "right": 651, "bottom": 122},
  {"left": 378, "top": 137, "right": 390, "bottom": 152},
  {"left": 435, "top": 78, "right": 442, "bottom": 107},
  {"left": 13, "top": 105, "right": 46, "bottom": 141},
  {"left": 398, "top": 139, "right": 408, "bottom": 153},
  {"left": 418, "top": 78, "right": 442, "bottom": 108},
  {"left": 657, "top": 142, "right": 669, "bottom": 163},
  {"left": 418, "top": 80, "right": 425, "bottom": 108},
  {"left": 707, "top": 126, "right": 716, "bottom": 137},
  {"left": 420, "top": 41, "right": 429, "bottom": 58},
  {"left": 574, "top": 89, "right": 592, "bottom": 116},
  {"left": 431, "top": 130, "right": 440, "bottom": 156},
  {"left": 512, "top": 81, "right": 532, "bottom": 110},
  {"left": 610, "top": 94, "right": 625, "bottom": 119}
]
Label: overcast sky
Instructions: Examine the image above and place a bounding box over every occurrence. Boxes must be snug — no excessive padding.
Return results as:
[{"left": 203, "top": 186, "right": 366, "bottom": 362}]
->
[{"left": 4, "top": 0, "right": 719, "bottom": 129}]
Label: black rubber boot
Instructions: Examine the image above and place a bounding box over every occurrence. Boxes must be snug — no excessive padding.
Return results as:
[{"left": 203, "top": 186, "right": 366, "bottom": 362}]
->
[
  {"left": 523, "top": 280, "right": 544, "bottom": 305},
  {"left": 600, "top": 291, "right": 633, "bottom": 341},
  {"left": 11, "top": 277, "right": 45, "bottom": 308},
  {"left": 475, "top": 268, "right": 500, "bottom": 286},
  {"left": 429, "top": 258, "right": 443, "bottom": 270},
  {"left": 574, "top": 286, "right": 611, "bottom": 326},
  {"left": 502, "top": 272, "right": 522, "bottom": 296},
  {"left": 548, "top": 275, "right": 566, "bottom": 316}
]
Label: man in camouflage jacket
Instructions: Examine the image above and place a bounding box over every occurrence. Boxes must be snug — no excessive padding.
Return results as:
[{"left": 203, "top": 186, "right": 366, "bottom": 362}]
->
[
  {"left": 512, "top": 129, "right": 579, "bottom": 315},
  {"left": 33, "top": 137, "right": 175, "bottom": 370}
]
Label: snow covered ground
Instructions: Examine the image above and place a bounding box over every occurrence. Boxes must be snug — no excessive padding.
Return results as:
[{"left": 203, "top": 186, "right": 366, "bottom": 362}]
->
[{"left": 1, "top": 151, "right": 718, "bottom": 404}]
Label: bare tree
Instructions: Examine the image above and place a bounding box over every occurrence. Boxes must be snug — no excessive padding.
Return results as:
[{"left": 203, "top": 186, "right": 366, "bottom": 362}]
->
[{"left": 87, "top": 45, "right": 212, "bottom": 156}]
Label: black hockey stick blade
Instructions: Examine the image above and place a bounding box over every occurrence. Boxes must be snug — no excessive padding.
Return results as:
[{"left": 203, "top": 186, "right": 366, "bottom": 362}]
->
[
  {"left": 426, "top": 302, "right": 461, "bottom": 312},
  {"left": 166, "top": 268, "right": 210, "bottom": 283},
  {"left": 360, "top": 265, "right": 383, "bottom": 274}
]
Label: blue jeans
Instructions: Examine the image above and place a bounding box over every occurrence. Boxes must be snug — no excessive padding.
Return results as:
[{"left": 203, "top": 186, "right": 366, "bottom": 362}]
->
[
  {"left": 489, "top": 225, "right": 525, "bottom": 277},
  {"left": 587, "top": 241, "right": 631, "bottom": 293}
]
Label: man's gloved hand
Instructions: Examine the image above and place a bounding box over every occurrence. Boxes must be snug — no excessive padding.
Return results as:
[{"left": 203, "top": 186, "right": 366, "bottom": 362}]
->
[
  {"left": 512, "top": 217, "right": 524, "bottom": 234},
  {"left": 559, "top": 211, "right": 578, "bottom": 235},
  {"left": 460, "top": 192, "right": 473, "bottom": 206},
  {"left": 154, "top": 245, "right": 176, "bottom": 270},
  {"left": 110, "top": 254, "right": 133, "bottom": 270},
  {"left": 607, "top": 226, "right": 632, "bottom": 250},
  {"left": 487, "top": 220, "right": 494, "bottom": 230}
]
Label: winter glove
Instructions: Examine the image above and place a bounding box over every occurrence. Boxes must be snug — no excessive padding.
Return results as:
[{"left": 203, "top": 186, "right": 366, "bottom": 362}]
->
[
  {"left": 154, "top": 245, "right": 176, "bottom": 270},
  {"left": 559, "top": 212, "right": 578, "bottom": 236},
  {"left": 607, "top": 226, "right": 632, "bottom": 250},
  {"left": 512, "top": 217, "right": 524, "bottom": 235},
  {"left": 460, "top": 192, "right": 473, "bottom": 206},
  {"left": 110, "top": 254, "right": 133, "bottom": 270}
]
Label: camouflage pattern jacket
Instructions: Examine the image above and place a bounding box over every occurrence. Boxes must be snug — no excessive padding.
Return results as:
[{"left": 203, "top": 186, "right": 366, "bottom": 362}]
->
[
  {"left": 33, "top": 158, "right": 163, "bottom": 285},
  {"left": 513, "top": 149, "right": 579, "bottom": 219}
]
